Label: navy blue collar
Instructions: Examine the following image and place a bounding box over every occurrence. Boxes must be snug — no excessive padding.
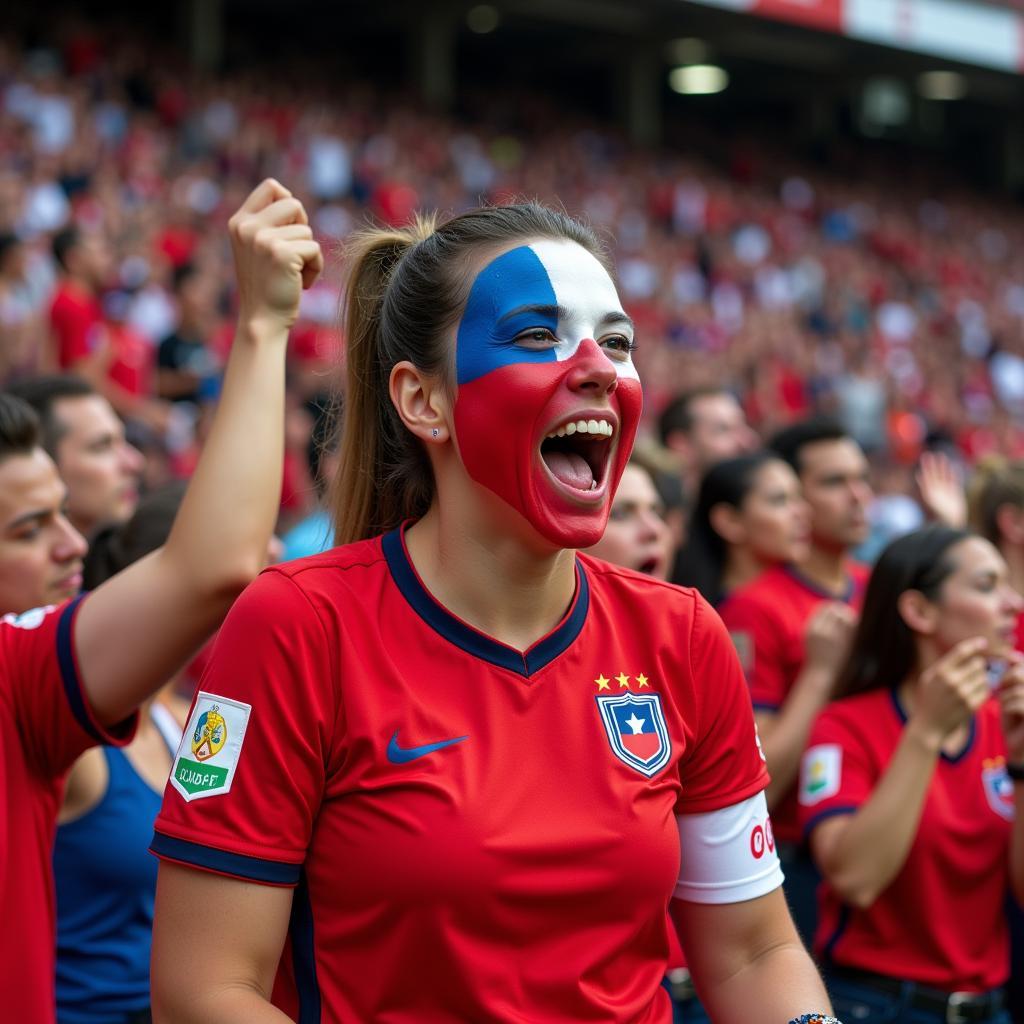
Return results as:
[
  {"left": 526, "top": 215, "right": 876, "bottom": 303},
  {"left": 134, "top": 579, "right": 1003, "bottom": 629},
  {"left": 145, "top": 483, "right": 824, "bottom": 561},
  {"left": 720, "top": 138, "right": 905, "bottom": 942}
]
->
[
  {"left": 783, "top": 564, "right": 856, "bottom": 604},
  {"left": 381, "top": 526, "right": 589, "bottom": 677},
  {"left": 889, "top": 688, "right": 975, "bottom": 763}
]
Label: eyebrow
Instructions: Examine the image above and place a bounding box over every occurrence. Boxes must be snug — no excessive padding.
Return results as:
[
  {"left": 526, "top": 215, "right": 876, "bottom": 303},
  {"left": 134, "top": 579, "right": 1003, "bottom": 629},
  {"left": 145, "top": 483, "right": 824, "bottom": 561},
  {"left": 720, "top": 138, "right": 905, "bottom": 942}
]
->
[
  {"left": 6, "top": 508, "right": 52, "bottom": 532},
  {"left": 497, "top": 303, "right": 635, "bottom": 332}
]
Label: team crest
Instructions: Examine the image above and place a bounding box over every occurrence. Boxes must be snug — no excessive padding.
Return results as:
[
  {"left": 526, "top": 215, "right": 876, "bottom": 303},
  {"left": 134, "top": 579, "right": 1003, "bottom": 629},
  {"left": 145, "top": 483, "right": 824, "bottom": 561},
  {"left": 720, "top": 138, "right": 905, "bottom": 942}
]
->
[
  {"left": 191, "top": 706, "right": 227, "bottom": 762},
  {"left": 982, "top": 760, "right": 1015, "bottom": 821},
  {"left": 596, "top": 692, "right": 671, "bottom": 777}
]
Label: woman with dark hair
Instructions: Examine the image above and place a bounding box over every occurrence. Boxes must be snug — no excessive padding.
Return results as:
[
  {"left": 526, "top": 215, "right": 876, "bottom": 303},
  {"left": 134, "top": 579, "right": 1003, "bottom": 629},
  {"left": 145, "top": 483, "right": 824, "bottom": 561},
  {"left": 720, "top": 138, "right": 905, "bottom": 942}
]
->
[
  {"left": 799, "top": 525, "right": 1024, "bottom": 1023},
  {"left": 150, "top": 204, "right": 838, "bottom": 1023},
  {"left": 675, "top": 451, "right": 810, "bottom": 606}
]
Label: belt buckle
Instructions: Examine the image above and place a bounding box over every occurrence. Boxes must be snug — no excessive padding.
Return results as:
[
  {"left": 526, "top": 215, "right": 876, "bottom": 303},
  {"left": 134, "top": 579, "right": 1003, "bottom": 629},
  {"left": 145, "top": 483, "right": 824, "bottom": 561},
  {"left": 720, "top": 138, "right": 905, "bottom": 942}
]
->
[{"left": 946, "top": 991, "right": 973, "bottom": 1024}]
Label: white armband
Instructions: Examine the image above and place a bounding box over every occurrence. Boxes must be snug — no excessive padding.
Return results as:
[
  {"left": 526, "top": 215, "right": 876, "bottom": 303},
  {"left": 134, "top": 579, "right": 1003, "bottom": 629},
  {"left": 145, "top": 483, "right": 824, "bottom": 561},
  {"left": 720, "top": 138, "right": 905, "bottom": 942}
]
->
[{"left": 674, "top": 790, "right": 784, "bottom": 904}]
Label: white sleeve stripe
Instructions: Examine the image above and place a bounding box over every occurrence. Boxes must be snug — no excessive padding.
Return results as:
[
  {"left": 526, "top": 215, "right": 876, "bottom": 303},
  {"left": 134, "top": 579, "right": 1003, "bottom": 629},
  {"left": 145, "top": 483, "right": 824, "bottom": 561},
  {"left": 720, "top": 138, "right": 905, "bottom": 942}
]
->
[{"left": 674, "top": 791, "right": 785, "bottom": 905}]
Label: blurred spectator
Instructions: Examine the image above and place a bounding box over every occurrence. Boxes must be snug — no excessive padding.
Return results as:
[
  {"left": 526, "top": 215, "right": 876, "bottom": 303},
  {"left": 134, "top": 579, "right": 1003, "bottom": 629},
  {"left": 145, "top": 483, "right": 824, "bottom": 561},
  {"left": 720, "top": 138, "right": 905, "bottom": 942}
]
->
[
  {"left": 156, "top": 263, "right": 221, "bottom": 406},
  {"left": 719, "top": 418, "right": 870, "bottom": 945},
  {"left": 658, "top": 387, "right": 758, "bottom": 503},
  {"left": 584, "top": 458, "right": 672, "bottom": 580},
  {"left": 280, "top": 394, "right": 338, "bottom": 561},
  {"left": 675, "top": 452, "right": 810, "bottom": 607},
  {"left": 7, "top": 374, "right": 143, "bottom": 537}
]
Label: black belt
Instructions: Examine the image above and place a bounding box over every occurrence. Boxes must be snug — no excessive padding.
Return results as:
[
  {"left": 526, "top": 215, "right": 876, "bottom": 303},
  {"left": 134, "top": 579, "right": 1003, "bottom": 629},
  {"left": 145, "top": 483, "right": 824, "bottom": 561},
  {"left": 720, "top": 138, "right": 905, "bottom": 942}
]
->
[{"left": 829, "top": 967, "right": 1005, "bottom": 1024}]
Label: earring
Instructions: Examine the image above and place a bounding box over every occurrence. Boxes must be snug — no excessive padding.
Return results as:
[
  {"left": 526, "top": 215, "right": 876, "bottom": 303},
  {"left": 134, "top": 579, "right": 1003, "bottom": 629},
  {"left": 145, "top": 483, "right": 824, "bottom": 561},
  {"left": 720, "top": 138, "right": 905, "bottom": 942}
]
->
[{"left": 431, "top": 428, "right": 440, "bottom": 438}]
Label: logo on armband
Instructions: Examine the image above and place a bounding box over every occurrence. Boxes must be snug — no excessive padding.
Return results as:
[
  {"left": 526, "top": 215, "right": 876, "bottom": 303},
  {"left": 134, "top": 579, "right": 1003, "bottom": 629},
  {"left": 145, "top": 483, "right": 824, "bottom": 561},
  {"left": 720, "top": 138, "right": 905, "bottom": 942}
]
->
[
  {"left": 749, "top": 816, "right": 775, "bottom": 859},
  {"left": 169, "top": 692, "right": 252, "bottom": 802}
]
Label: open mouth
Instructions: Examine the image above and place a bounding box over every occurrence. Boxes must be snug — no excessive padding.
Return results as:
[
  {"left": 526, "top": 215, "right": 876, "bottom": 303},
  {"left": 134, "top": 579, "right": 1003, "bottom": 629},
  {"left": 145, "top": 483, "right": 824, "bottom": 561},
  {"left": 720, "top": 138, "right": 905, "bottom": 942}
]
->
[
  {"left": 540, "top": 417, "right": 615, "bottom": 493},
  {"left": 637, "top": 556, "right": 661, "bottom": 575}
]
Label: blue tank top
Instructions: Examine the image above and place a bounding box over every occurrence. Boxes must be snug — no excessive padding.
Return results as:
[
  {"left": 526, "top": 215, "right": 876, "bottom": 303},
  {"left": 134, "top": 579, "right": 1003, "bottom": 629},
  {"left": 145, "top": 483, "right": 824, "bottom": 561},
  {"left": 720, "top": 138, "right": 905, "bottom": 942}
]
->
[{"left": 53, "top": 711, "right": 178, "bottom": 1024}]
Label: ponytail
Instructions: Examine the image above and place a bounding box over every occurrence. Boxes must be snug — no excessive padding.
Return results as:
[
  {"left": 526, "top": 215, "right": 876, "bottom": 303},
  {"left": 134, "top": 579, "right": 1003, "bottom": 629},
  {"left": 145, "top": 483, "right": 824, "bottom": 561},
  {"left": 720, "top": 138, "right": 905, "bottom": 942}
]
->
[
  {"left": 331, "top": 219, "right": 437, "bottom": 545},
  {"left": 330, "top": 201, "right": 608, "bottom": 545}
]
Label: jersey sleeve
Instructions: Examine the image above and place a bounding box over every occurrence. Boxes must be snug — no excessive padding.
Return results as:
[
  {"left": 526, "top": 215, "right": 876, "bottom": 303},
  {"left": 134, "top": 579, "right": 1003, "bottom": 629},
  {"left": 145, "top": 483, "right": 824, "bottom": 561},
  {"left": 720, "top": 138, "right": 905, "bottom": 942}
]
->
[
  {"left": 3, "top": 596, "right": 136, "bottom": 778},
  {"left": 675, "top": 595, "right": 769, "bottom": 814},
  {"left": 151, "top": 569, "right": 337, "bottom": 886},
  {"left": 718, "top": 591, "right": 788, "bottom": 712},
  {"left": 798, "top": 705, "right": 873, "bottom": 839}
]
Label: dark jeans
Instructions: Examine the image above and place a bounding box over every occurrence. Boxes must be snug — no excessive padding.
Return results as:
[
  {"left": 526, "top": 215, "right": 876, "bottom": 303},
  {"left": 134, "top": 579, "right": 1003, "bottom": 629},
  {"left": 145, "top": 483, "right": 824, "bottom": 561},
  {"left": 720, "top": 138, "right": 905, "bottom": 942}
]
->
[{"left": 825, "top": 972, "right": 1010, "bottom": 1024}]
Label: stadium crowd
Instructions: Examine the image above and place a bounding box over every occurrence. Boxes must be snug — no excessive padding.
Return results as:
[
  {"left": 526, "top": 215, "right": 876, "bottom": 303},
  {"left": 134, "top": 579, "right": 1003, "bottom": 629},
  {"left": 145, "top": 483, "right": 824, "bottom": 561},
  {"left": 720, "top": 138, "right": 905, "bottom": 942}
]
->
[{"left": 1, "top": 15, "right": 1024, "bottom": 1024}]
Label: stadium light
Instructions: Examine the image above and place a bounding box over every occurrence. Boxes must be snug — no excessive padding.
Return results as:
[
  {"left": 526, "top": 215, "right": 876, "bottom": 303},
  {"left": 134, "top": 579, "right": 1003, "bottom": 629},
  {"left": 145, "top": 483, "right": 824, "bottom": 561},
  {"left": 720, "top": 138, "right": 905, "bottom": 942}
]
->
[
  {"left": 665, "top": 38, "right": 709, "bottom": 65},
  {"left": 467, "top": 5, "right": 500, "bottom": 34},
  {"left": 668, "top": 64, "right": 729, "bottom": 95},
  {"left": 917, "top": 70, "right": 968, "bottom": 101}
]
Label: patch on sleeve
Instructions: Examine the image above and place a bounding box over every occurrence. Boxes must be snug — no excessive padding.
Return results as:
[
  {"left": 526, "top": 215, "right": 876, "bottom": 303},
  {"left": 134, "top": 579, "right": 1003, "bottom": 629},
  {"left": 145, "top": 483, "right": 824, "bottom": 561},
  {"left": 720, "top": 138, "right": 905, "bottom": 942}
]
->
[
  {"left": 169, "top": 692, "right": 251, "bottom": 802},
  {"left": 729, "top": 631, "right": 753, "bottom": 674},
  {"left": 799, "top": 743, "right": 841, "bottom": 806}
]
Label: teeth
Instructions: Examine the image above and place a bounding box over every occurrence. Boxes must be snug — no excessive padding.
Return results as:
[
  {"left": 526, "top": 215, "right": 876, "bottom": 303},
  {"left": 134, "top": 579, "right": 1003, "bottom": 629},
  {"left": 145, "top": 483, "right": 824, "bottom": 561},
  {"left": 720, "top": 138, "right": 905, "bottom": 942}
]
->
[{"left": 545, "top": 419, "right": 615, "bottom": 440}]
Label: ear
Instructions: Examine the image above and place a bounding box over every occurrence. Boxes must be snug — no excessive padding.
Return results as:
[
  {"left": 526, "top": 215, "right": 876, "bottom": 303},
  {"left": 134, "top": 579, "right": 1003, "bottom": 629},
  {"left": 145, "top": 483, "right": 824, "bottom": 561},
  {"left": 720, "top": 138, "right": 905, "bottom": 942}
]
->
[
  {"left": 708, "top": 502, "right": 746, "bottom": 545},
  {"left": 897, "top": 588, "right": 937, "bottom": 636},
  {"left": 995, "top": 502, "right": 1024, "bottom": 547},
  {"left": 389, "top": 360, "right": 450, "bottom": 445}
]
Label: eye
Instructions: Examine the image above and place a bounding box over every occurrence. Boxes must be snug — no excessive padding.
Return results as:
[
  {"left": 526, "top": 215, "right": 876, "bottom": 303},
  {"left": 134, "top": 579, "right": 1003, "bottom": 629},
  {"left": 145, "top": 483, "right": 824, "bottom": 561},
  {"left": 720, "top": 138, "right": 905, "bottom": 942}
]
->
[
  {"left": 600, "top": 334, "right": 637, "bottom": 360},
  {"left": 512, "top": 328, "right": 558, "bottom": 350}
]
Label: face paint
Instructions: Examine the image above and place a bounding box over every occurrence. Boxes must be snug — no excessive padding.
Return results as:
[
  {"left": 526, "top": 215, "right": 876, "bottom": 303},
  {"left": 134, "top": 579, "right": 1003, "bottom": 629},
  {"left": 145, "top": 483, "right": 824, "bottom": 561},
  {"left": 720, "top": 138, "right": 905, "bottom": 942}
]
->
[{"left": 453, "top": 238, "right": 643, "bottom": 548}]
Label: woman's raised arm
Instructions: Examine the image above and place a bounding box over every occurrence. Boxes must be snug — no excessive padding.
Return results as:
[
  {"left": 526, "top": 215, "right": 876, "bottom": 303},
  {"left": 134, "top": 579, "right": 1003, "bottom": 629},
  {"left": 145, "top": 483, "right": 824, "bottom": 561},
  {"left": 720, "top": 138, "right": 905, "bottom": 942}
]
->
[{"left": 74, "top": 178, "right": 323, "bottom": 726}]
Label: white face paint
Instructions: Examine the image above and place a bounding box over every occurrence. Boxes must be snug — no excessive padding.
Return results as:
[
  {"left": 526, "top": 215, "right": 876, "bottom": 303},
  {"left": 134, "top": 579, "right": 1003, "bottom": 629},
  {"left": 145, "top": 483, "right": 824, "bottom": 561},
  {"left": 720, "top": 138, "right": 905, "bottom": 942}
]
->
[{"left": 519, "top": 239, "right": 640, "bottom": 380}]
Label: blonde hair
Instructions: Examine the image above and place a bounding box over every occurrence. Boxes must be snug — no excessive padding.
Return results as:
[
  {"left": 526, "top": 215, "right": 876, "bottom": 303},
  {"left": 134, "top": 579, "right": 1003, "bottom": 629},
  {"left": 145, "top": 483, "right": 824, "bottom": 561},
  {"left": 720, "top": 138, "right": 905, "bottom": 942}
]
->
[
  {"left": 330, "top": 203, "right": 607, "bottom": 545},
  {"left": 966, "top": 454, "right": 1024, "bottom": 545}
]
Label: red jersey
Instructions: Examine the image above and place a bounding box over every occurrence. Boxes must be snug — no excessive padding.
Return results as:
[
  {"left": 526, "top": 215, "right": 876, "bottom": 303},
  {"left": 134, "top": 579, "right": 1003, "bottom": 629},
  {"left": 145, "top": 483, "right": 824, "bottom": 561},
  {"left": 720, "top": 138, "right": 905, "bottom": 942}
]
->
[
  {"left": 718, "top": 562, "right": 869, "bottom": 842},
  {"left": 51, "top": 281, "right": 104, "bottom": 368},
  {"left": 800, "top": 689, "right": 1014, "bottom": 991},
  {"left": 153, "top": 528, "right": 769, "bottom": 1023},
  {"left": 0, "top": 597, "right": 136, "bottom": 1023}
]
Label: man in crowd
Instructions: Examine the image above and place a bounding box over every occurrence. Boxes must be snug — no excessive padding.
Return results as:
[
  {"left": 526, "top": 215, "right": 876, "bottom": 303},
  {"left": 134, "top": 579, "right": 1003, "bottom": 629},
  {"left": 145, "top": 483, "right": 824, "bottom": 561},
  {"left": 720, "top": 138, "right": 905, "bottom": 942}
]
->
[
  {"left": 8, "top": 375, "right": 143, "bottom": 538},
  {"left": 658, "top": 387, "right": 759, "bottom": 499},
  {"left": 49, "top": 226, "right": 168, "bottom": 433}
]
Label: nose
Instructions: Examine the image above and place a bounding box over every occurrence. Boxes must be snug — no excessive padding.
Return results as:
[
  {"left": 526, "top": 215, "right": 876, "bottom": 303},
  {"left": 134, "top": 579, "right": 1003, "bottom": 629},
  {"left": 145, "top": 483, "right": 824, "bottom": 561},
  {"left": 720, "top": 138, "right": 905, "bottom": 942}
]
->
[
  {"left": 54, "top": 516, "right": 88, "bottom": 563},
  {"left": 120, "top": 440, "right": 145, "bottom": 476},
  {"left": 1003, "top": 585, "right": 1024, "bottom": 615},
  {"left": 565, "top": 338, "right": 617, "bottom": 395},
  {"left": 637, "top": 508, "right": 665, "bottom": 541}
]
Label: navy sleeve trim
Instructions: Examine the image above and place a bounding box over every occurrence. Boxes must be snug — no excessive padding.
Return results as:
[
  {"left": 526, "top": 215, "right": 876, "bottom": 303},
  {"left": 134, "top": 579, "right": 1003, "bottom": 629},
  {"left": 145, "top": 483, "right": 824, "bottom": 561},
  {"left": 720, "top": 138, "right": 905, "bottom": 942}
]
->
[
  {"left": 751, "top": 701, "right": 780, "bottom": 712},
  {"left": 802, "top": 803, "right": 858, "bottom": 840},
  {"left": 151, "top": 831, "right": 302, "bottom": 885},
  {"left": 56, "top": 594, "right": 99, "bottom": 740}
]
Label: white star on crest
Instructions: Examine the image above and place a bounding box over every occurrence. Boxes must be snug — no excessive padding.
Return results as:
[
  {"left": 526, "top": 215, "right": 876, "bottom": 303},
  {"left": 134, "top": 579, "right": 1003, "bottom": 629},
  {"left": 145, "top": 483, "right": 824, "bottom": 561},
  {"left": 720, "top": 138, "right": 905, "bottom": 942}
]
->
[{"left": 625, "top": 712, "right": 646, "bottom": 735}]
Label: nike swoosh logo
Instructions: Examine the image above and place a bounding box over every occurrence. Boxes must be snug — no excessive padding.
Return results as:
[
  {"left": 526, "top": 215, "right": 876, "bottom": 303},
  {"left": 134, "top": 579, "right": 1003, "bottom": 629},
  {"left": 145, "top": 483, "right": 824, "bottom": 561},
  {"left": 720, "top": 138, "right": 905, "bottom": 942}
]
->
[{"left": 386, "top": 729, "right": 468, "bottom": 764}]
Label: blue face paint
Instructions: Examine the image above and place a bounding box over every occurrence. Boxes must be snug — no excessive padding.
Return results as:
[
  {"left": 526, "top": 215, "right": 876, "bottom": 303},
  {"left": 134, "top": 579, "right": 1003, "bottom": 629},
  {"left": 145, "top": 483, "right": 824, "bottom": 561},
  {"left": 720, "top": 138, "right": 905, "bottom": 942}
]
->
[{"left": 456, "top": 246, "right": 560, "bottom": 386}]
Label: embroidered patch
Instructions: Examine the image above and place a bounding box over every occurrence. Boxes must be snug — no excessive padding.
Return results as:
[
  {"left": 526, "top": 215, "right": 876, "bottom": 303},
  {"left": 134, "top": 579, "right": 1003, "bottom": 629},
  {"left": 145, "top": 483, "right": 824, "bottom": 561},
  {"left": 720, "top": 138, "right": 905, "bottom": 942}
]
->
[
  {"left": 799, "top": 744, "right": 841, "bottom": 806},
  {"left": 169, "top": 692, "right": 251, "bottom": 802},
  {"left": 596, "top": 692, "right": 671, "bottom": 777}
]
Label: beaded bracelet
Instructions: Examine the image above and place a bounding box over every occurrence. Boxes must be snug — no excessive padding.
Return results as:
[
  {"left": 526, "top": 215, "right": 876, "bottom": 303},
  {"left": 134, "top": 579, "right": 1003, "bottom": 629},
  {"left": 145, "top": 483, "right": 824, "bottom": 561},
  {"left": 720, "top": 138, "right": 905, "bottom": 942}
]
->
[{"left": 788, "top": 1016, "right": 843, "bottom": 1024}]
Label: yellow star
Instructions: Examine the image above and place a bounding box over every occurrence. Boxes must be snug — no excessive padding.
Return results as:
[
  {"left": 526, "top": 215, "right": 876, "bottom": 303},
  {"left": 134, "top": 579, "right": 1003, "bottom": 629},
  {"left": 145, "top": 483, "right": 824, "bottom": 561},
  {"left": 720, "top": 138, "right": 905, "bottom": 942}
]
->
[
  {"left": 616, "top": 672, "right": 630, "bottom": 688},
  {"left": 595, "top": 674, "right": 611, "bottom": 691},
  {"left": 636, "top": 673, "right": 650, "bottom": 688}
]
